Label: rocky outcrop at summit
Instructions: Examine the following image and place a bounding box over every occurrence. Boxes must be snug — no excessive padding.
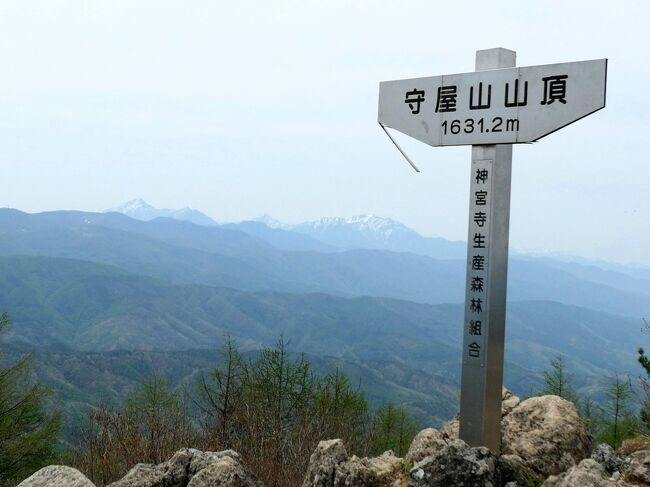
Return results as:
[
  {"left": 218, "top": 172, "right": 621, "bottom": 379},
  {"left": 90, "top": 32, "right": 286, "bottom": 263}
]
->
[
  {"left": 501, "top": 395, "right": 592, "bottom": 477},
  {"left": 301, "top": 439, "right": 404, "bottom": 487},
  {"left": 406, "top": 390, "right": 592, "bottom": 480},
  {"left": 591, "top": 443, "right": 627, "bottom": 476},
  {"left": 409, "top": 439, "right": 500, "bottom": 487},
  {"left": 405, "top": 428, "right": 448, "bottom": 464},
  {"left": 107, "top": 448, "right": 262, "bottom": 487},
  {"left": 17, "top": 466, "right": 95, "bottom": 487},
  {"left": 17, "top": 392, "right": 650, "bottom": 487},
  {"left": 622, "top": 449, "right": 650, "bottom": 486},
  {"left": 542, "top": 458, "right": 630, "bottom": 487},
  {"left": 19, "top": 449, "right": 262, "bottom": 487}
]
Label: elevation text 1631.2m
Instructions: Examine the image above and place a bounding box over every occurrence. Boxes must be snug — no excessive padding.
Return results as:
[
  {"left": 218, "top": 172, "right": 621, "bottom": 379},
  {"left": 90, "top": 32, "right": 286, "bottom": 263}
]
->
[{"left": 441, "top": 117, "right": 520, "bottom": 135}]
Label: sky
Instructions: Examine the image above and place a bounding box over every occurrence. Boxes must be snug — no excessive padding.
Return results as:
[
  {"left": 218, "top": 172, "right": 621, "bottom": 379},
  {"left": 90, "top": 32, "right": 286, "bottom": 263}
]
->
[{"left": 0, "top": 1, "right": 649, "bottom": 266}]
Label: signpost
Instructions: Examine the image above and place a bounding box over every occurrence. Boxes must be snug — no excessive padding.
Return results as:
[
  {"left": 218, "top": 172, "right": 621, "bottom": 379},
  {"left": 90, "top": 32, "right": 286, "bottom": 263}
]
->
[{"left": 377, "top": 48, "right": 607, "bottom": 452}]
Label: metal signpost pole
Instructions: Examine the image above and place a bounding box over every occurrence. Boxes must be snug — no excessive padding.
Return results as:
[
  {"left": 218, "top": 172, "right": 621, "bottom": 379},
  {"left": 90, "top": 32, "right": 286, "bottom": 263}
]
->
[
  {"left": 377, "top": 48, "right": 606, "bottom": 453},
  {"left": 459, "top": 48, "right": 516, "bottom": 452}
]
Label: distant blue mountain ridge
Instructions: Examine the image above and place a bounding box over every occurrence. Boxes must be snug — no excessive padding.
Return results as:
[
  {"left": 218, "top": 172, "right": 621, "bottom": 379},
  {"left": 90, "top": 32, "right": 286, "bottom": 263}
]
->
[
  {"left": 107, "top": 198, "right": 219, "bottom": 227},
  {"left": 0, "top": 205, "right": 644, "bottom": 319},
  {"left": 107, "top": 198, "right": 650, "bottom": 282},
  {"left": 1, "top": 203, "right": 648, "bottom": 431}
]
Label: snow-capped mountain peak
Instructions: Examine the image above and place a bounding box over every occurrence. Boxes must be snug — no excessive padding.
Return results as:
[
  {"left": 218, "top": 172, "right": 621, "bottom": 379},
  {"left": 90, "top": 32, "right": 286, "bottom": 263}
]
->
[
  {"left": 252, "top": 214, "right": 290, "bottom": 230},
  {"left": 303, "top": 215, "right": 414, "bottom": 240},
  {"left": 106, "top": 199, "right": 218, "bottom": 227},
  {"left": 285, "top": 214, "right": 464, "bottom": 258},
  {"left": 109, "top": 198, "right": 154, "bottom": 213}
]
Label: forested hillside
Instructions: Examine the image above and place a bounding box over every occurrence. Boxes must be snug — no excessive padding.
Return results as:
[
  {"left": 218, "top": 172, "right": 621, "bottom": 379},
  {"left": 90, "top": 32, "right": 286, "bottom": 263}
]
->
[
  {"left": 1, "top": 209, "right": 648, "bottom": 485},
  {"left": 2, "top": 209, "right": 650, "bottom": 317},
  {"left": 0, "top": 253, "right": 644, "bottom": 440}
]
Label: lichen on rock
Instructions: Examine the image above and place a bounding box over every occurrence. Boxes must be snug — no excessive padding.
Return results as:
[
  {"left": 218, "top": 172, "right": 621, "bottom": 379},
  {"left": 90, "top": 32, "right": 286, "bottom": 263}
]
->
[{"left": 409, "top": 439, "right": 501, "bottom": 487}]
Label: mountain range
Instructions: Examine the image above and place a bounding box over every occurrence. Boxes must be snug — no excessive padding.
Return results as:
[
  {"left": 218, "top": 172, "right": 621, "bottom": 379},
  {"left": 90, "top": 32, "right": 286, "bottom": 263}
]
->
[
  {"left": 108, "top": 198, "right": 218, "bottom": 227},
  {"left": 1, "top": 200, "right": 648, "bottom": 438},
  {"left": 250, "top": 214, "right": 467, "bottom": 260},
  {"left": 110, "top": 199, "right": 650, "bottom": 278},
  {"left": 2, "top": 254, "right": 639, "bottom": 375},
  {"left": 2, "top": 207, "right": 649, "bottom": 318},
  {"left": 111, "top": 199, "right": 467, "bottom": 258},
  {"left": 1, "top": 254, "right": 642, "bottom": 437}
]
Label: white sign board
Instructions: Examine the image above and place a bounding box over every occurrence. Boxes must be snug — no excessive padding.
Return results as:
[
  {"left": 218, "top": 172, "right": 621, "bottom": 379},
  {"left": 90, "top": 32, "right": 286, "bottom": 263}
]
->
[{"left": 378, "top": 59, "right": 607, "bottom": 146}]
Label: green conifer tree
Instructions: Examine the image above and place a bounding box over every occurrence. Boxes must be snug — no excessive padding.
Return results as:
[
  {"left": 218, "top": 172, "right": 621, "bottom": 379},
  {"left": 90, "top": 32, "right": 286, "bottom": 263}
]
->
[
  {"left": 194, "top": 335, "right": 246, "bottom": 449},
  {"left": 369, "top": 401, "right": 419, "bottom": 457},
  {"left": 0, "top": 313, "right": 61, "bottom": 484},
  {"left": 578, "top": 395, "right": 601, "bottom": 436},
  {"left": 540, "top": 354, "right": 578, "bottom": 404},
  {"left": 598, "top": 373, "right": 639, "bottom": 448}
]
